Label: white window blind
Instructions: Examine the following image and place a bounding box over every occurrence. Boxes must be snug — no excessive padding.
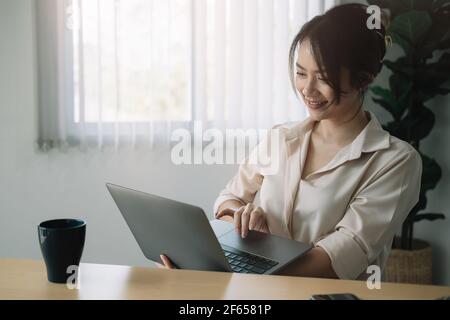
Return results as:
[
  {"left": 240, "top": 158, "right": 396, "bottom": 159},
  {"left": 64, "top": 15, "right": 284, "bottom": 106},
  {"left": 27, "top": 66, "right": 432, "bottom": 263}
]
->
[{"left": 35, "top": 0, "right": 336, "bottom": 150}]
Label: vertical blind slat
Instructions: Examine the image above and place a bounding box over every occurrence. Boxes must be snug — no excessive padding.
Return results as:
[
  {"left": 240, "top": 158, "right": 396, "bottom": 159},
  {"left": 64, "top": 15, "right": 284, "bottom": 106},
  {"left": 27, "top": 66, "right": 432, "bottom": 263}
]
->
[
  {"left": 257, "top": 0, "right": 274, "bottom": 129},
  {"left": 113, "top": 0, "right": 121, "bottom": 150},
  {"left": 289, "top": 0, "right": 309, "bottom": 121},
  {"left": 96, "top": 0, "right": 103, "bottom": 149},
  {"left": 242, "top": 0, "right": 258, "bottom": 129},
  {"left": 213, "top": 0, "right": 226, "bottom": 131},
  {"left": 192, "top": 0, "right": 207, "bottom": 123},
  {"left": 273, "top": 0, "right": 289, "bottom": 125},
  {"left": 56, "top": 0, "right": 67, "bottom": 144},
  {"left": 148, "top": 0, "right": 155, "bottom": 149},
  {"left": 164, "top": 0, "right": 173, "bottom": 145},
  {"left": 77, "top": 0, "right": 86, "bottom": 146},
  {"left": 227, "top": 0, "right": 244, "bottom": 129}
]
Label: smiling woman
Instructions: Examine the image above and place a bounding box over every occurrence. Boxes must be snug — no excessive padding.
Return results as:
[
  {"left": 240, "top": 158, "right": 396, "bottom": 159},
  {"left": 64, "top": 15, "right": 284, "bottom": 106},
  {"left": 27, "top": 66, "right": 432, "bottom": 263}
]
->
[
  {"left": 288, "top": 3, "right": 386, "bottom": 108},
  {"left": 208, "top": 3, "right": 423, "bottom": 281}
]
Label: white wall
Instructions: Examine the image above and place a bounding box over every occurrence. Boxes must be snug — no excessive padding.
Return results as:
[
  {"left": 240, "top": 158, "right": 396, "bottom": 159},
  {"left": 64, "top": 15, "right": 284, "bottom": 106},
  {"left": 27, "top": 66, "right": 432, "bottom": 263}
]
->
[{"left": 1, "top": 0, "right": 449, "bottom": 285}]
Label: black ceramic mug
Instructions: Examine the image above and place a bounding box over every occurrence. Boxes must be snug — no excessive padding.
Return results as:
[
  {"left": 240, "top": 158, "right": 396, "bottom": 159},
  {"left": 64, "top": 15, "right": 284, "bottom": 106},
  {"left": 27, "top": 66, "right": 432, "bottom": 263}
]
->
[{"left": 38, "top": 219, "right": 86, "bottom": 283}]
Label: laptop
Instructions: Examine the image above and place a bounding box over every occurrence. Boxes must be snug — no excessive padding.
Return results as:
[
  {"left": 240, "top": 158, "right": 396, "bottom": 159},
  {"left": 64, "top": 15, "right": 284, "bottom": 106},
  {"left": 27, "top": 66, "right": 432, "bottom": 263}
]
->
[{"left": 106, "top": 183, "right": 312, "bottom": 275}]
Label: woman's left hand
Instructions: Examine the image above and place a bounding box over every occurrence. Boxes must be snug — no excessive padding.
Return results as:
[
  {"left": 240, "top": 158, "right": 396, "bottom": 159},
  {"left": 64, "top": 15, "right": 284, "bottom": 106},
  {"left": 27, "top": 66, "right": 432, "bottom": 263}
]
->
[{"left": 155, "top": 254, "right": 176, "bottom": 269}]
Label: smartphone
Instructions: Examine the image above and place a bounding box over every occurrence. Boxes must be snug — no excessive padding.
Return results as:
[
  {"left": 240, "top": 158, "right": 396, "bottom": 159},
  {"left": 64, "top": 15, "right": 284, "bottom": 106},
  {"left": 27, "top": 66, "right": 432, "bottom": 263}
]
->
[{"left": 310, "top": 293, "right": 360, "bottom": 300}]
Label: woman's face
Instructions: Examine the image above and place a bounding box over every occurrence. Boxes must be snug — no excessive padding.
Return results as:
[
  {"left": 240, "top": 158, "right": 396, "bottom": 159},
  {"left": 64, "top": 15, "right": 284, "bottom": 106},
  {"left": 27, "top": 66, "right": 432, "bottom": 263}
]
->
[{"left": 295, "top": 39, "right": 362, "bottom": 122}]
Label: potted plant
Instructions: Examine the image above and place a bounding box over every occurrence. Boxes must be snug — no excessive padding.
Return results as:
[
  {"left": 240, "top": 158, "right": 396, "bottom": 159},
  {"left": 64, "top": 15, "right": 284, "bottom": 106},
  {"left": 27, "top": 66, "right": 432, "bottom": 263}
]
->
[{"left": 367, "top": 0, "right": 450, "bottom": 284}]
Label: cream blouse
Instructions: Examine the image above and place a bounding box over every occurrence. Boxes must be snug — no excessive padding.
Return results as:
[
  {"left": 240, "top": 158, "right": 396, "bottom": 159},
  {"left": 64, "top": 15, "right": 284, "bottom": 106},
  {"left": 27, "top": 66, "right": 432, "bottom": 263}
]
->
[{"left": 213, "top": 111, "right": 422, "bottom": 280}]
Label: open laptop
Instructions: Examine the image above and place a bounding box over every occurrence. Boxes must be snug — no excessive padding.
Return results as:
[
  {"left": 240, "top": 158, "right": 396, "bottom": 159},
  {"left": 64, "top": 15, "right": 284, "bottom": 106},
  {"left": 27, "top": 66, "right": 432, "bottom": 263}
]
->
[{"left": 106, "top": 183, "right": 312, "bottom": 275}]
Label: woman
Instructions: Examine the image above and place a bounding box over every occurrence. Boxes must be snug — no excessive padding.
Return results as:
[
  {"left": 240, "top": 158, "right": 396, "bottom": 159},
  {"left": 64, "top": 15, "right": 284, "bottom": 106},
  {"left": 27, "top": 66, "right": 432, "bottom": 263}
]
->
[{"left": 160, "top": 3, "right": 422, "bottom": 280}]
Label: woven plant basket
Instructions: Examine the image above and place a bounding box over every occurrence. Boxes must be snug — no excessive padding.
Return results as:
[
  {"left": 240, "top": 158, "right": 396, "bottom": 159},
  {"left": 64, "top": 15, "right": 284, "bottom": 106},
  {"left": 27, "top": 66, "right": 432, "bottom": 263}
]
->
[{"left": 384, "top": 238, "right": 432, "bottom": 284}]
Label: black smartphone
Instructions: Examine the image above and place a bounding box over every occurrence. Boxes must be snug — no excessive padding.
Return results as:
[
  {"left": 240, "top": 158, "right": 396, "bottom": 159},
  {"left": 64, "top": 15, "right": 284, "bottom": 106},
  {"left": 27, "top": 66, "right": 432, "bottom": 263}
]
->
[{"left": 310, "top": 293, "right": 360, "bottom": 300}]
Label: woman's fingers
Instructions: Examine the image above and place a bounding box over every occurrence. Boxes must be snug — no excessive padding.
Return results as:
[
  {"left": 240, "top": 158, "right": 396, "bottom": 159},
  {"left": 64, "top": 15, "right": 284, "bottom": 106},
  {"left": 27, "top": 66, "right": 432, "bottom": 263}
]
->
[
  {"left": 249, "top": 209, "right": 263, "bottom": 230},
  {"left": 216, "top": 207, "right": 235, "bottom": 219},
  {"left": 160, "top": 254, "right": 175, "bottom": 269},
  {"left": 233, "top": 204, "right": 269, "bottom": 238},
  {"left": 256, "top": 219, "right": 270, "bottom": 233},
  {"left": 240, "top": 204, "right": 255, "bottom": 238},
  {"left": 249, "top": 208, "right": 270, "bottom": 234},
  {"left": 233, "top": 206, "right": 245, "bottom": 234}
]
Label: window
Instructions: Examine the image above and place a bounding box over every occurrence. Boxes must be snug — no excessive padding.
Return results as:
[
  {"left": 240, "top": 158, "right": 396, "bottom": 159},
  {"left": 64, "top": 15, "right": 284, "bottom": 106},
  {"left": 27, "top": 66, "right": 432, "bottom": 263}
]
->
[
  {"left": 36, "top": 0, "right": 334, "bottom": 149},
  {"left": 72, "top": 0, "right": 191, "bottom": 123}
]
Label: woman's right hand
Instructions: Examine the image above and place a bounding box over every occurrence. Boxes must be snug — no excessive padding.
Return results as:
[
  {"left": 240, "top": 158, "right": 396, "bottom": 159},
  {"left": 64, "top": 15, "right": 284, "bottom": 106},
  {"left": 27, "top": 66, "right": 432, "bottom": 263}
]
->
[{"left": 217, "top": 203, "right": 269, "bottom": 238}]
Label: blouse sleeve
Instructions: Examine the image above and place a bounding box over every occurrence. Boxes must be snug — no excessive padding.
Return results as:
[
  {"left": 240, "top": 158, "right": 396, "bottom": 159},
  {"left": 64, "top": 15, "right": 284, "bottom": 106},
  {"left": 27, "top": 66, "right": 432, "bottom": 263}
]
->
[
  {"left": 212, "top": 126, "right": 282, "bottom": 218},
  {"left": 315, "top": 149, "right": 422, "bottom": 280}
]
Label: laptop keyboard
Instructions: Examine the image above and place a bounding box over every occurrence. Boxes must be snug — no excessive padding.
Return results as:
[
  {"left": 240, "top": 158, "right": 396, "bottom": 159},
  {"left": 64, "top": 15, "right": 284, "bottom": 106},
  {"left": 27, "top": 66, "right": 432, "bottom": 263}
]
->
[{"left": 223, "top": 248, "right": 278, "bottom": 274}]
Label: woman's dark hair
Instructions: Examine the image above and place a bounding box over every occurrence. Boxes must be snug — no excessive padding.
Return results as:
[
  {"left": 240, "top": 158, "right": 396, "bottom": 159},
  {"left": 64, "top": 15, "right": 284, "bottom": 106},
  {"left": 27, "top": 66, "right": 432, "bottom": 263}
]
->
[{"left": 288, "top": 3, "right": 387, "bottom": 104}]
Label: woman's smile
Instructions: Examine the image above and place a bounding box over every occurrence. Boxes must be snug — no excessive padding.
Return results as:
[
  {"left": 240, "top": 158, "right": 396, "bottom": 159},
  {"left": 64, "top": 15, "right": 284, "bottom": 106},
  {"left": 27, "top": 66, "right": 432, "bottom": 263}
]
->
[{"left": 303, "top": 96, "right": 330, "bottom": 110}]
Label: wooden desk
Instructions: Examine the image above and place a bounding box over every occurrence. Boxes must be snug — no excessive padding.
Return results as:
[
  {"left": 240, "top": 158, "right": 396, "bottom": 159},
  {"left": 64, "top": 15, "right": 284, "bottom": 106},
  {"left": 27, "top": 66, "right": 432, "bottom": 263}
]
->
[{"left": 1, "top": 259, "right": 449, "bottom": 300}]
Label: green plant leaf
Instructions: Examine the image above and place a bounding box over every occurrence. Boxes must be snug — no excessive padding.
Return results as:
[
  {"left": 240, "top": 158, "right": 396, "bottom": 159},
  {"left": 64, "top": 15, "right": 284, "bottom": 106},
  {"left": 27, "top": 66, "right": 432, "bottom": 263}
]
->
[
  {"left": 418, "top": 86, "right": 450, "bottom": 102},
  {"left": 370, "top": 77, "right": 411, "bottom": 121},
  {"left": 418, "top": 9, "right": 450, "bottom": 57},
  {"left": 412, "top": 192, "right": 428, "bottom": 214},
  {"left": 408, "top": 107, "right": 435, "bottom": 141},
  {"left": 389, "top": 74, "right": 412, "bottom": 115},
  {"left": 432, "top": 8, "right": 450, "bottom": 48},
  {"left": 412, "top": 213, "right": 446, "bottom": 222},
  {"left": 367, "top": 0, "right": 433, "bottom": 18},
  {"left": 429, "top": 52, "right": 450, "bottom": 78},
  {"left": 383, "top": 120, "right": 403, "bottom": 140},
  {"left": 417, "top": 87, "right": 450, "bottom": 102},
  {"left": 371, "top": 86, "right": 390, "bottom": 97},
  {"left": 367, "top": 0, "right": 394, "bottom": 6},
  {"left": 388, "top": 30, "right": 413, "bottom": 55},
  {"left": 372, "top": 98, "right": 395, "bottom": 117},
  {"left": 415, "top": 53, "right": 450, "bottom": 99},
  {"left": 389, "top": 11, "right": 432, "bottom": 44},
  {"left": 370, "top": 85, "right": 405, "bottom": 120},
  {"left": 436, "top": 87, "right": 450, "bottom": 95},
  {"left": 420, "top": 153, "right": 442, "bottom": 193},
  {"left": 366, "top": 0, "right": 404, "bottom": 17},
  {"left": 386, "top": 107, "right": 435, "bottom": 142},
  {"left": 432, "top": 0, "right": 450, "bottom": 12},
  {"left": 384, "top": 58, "right": 415, "bottom": 77},
  {"left": 398, "top": 0, "right": 434, "bottom": 11}
]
